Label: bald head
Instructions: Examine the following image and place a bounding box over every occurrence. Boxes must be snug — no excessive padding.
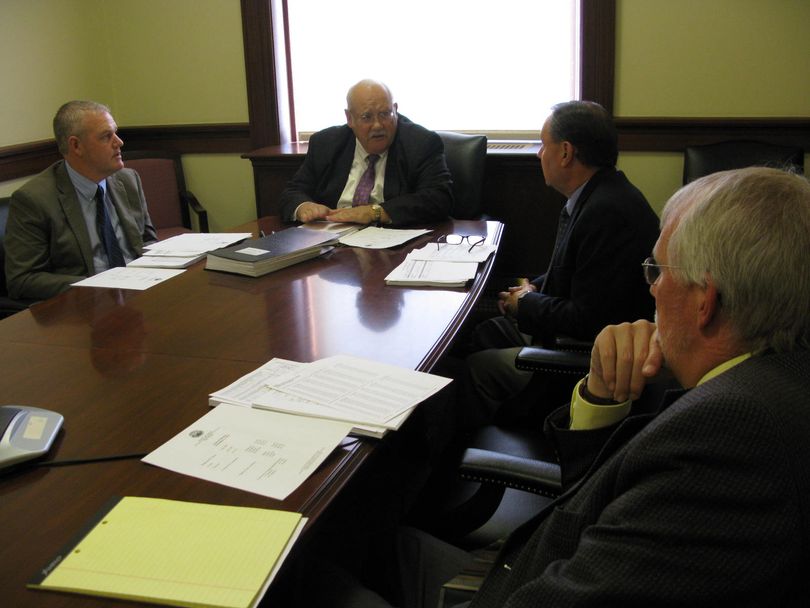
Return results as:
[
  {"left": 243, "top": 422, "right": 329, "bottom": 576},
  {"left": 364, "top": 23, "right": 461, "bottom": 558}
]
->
[
  {"left": 344, "top": 79, "right": 399, "bottom": 155},
  {"left": 346, "top": 79, "right": 394, "bottom": 110}
]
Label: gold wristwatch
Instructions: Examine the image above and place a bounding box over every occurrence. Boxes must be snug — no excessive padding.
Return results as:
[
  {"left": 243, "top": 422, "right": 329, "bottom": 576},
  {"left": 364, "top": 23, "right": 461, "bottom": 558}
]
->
[{"left": 370, "top": 204, "right": 382, "bottom": 225}]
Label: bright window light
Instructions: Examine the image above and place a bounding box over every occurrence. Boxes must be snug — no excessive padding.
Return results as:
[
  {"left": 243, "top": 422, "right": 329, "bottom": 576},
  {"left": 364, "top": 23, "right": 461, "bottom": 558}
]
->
[{"left": 286, "top": 0, "right": 579, "bottom": 140}]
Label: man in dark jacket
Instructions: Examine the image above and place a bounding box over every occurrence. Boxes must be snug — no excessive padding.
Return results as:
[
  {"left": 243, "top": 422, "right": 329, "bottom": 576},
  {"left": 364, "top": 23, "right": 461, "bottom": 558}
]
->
[
  {"left": 279, "top": 79, "right": 452, "bottom": 227},
  {"left": 463, "top": 101, "right": 659, "bottom": 427}
]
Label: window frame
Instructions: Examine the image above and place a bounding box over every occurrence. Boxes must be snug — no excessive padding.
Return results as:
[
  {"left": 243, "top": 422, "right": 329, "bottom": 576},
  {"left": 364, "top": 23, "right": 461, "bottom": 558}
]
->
[{"left": 240, "top": 0, "right": 614, "bottom": 148}]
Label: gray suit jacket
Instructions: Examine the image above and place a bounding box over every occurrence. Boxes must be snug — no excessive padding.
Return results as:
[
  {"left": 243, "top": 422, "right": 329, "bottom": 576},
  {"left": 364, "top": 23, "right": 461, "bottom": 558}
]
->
[
  {"left": 5, "top": 161, "right": 156, "bottom": 301},
  {"left": 471, "top": 350, "right": 810, "bottom": 607}
]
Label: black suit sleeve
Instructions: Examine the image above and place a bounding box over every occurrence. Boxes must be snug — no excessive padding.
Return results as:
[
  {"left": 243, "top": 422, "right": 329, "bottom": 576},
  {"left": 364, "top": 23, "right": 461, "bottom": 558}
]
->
[
  {"left": 278, "top": 126, "right": 353, "bottom": 222},
  {"left": 515, "top": 173, "right": 658, "bottom": 342},
  {"left": 381, "top": 125, "right": 452, "bottom": 225}
]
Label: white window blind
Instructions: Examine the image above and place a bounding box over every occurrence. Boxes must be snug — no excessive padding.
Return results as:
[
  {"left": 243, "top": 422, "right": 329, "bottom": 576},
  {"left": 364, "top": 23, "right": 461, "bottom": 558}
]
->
[{"left": 285, "top": 0, "right": 579, "bottom": 140}]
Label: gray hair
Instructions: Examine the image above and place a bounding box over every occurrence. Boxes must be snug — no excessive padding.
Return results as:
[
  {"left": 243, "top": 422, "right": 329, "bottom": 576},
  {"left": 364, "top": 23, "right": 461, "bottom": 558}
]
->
[
  {"left": 663, "top": 166, "right": 810, "bottom": 353},
  {"left": 53, "top": 100, "right": 112, "bottom": 155}
]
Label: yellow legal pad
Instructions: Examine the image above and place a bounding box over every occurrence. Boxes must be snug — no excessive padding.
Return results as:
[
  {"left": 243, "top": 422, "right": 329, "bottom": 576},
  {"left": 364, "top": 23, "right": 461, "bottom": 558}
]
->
[{"left": 28, "top": 496, "right": 304, "bottom": 608}]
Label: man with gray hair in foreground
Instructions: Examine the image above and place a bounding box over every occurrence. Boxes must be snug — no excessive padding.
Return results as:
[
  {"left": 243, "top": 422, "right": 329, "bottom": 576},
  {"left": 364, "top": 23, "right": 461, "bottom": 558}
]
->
[
  {"left": 309, "top": 166, "right": 810, "bottom": 607},
  {"left": 461, "top": 165, "right": 810, "bottom": 607}
]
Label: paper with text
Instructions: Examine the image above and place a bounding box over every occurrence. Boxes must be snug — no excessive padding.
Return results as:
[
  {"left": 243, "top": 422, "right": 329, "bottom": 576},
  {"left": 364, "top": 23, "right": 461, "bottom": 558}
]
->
[
  {"left": 143, "top": 405, "right": 352, "bottom": 500},
  {"left": 261, "top": 354, "right": 451, "bottom": 425},
  {"left": 210, "top": 359, "right": 400, "bottom": 438},
  {"left": 127, "top": 254, "right": 205, "bottom": 268},
  {"left": 405, "top": 242, "right": 496, "bottom": 263},
  {"left": 72, "top": 266, "right": 185, "bottom": 290},
  {"left": 338, "top": 226, "right": 431, "bottom": 249},
  {"left": 143, "top": 232, "right": 252, "bottom": 256},
  {"left": 209, "top": 358, "right": 303, "bottom": 406},
  {"left": 384, "top": 259, "right": 478, "bottom": 287}
]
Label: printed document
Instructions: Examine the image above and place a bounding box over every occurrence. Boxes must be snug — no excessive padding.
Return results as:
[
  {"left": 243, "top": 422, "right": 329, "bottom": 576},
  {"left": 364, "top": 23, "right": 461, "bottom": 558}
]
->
[
  {"left": 129, "top": 232, "right": 253, "bottom": 269},
  {"left": 210, "top": 358, "right": 409, "bottom": 438},
  {"left": 143, "top": 404, "right": 352, "bottom": 500},
  {"left": 72, "top": 266, "right": 185, "bottom": 290},
  {"left": 259, "top": 354, "right": 451, "bottom": 425},
  {"left": 143, "top": 232, "right": 252, "bottom": 257},
  {"left": 338, "top": 226, "right": 431, "bottom": 249},
  {"left": 209, "top": 358, "right": 304, "bottom": 407},
  {"left": 405, "top": 242, "right": 496, "bottom": 263},
  {"left": 385, "top": 259, "right": 479, "bottom": 287}
]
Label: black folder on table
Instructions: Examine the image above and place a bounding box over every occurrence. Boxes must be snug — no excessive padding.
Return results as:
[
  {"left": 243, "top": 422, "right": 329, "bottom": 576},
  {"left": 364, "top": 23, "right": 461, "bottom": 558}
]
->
[{"left": 205, "top": 227, "right": 338, "bottom": 277}]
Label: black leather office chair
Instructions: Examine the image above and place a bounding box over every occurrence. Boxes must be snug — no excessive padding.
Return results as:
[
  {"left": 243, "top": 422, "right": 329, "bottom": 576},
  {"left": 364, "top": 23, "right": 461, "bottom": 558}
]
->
[
  {"left": 0, "top": 196, "right": 36, "bottom": 318},
  {"left": 683, "top": 139, "right": 804, "bottom": 184},
  {"left": 434, "top": 339, "right": 684, "bottom": 554},
  {"left": 122, "top": 150, "right": 209, "bottom": 240},
  {"left": 419, "top": 341, "right": 588, "bottom": 546},
  {"left": 437, "top": 131, "right": 487, "bottom": 220}
]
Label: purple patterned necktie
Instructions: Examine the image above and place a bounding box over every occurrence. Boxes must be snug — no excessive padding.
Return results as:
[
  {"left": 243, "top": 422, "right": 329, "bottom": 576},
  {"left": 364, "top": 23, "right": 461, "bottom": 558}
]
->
[{"left": 352, "top": 154, "right": 380, "bottom": 206}]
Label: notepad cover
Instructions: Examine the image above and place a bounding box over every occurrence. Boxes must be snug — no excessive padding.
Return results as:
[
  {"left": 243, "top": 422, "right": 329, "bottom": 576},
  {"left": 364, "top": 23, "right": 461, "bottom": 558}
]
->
[{"left": 29, "top": 496, "right": 303, "bottom": 608}]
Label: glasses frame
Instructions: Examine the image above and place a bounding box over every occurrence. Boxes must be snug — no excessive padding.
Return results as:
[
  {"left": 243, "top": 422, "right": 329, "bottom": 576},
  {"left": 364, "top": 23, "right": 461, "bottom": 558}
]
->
[
  {"left": 436, "top": 234, "right": 486, "bottom": 252},
  {"left": 641, "top": 256, "right": 680, "bottom": 285},
  {"left": 355, "top": 110, "right": 396, "bottom": 125}
]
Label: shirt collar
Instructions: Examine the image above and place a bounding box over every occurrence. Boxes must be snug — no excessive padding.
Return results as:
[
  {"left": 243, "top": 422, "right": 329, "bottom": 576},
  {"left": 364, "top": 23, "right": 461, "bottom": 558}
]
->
[
  {"left": 354, "top": 139, "right": 388, "bottom": 163},
  {"left": 565, "top": 179, "right": 588, "bottom": 215},
  {"left": 65, "top": 161, "right": 106, "bottom": 199},
  {"left": 697, "top": 352, "right": 753, "bottom": 386}
]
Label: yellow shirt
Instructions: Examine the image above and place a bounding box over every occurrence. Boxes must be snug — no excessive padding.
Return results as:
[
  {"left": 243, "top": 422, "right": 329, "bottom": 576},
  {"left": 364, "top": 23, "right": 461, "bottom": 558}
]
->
[{"left": 569, "top": 353, "right": 753, "bottom": 431}]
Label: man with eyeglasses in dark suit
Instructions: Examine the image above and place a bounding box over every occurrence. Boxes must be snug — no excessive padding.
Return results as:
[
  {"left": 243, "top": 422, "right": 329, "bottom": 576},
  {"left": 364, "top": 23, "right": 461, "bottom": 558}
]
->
[{"left": 279, "top": 79, "right": 453, "bottom": 227}]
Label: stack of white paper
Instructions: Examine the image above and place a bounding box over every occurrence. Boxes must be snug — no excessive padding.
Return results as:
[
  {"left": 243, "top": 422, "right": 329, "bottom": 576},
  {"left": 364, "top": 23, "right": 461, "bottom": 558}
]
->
[
  {"left": 384, "top": 242, "right": 494, "bottom": 287},
  {"left": 338, "top": 226, "right": 432, "bottom": 249},
  {"left": 209, "top": 355, "right": 452, "bottom": 438},
  {"left": 130, "top": 232, "right": 252, "bottom": 268}
]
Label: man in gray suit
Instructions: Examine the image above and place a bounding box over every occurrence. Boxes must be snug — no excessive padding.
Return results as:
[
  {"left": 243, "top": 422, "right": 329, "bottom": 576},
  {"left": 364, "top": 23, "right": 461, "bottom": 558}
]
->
[
  {"left": 309, "top": 166, "right": 810, "bottom": 607},
  {"left": 5, "top": 100, "right": 156, "bottom": 301}
]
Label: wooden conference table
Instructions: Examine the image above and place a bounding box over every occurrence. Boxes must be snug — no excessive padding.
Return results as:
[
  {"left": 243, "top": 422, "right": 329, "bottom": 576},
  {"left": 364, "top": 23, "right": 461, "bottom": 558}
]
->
[{"left": 0, "top": 215, "right": 503, "bottom": 608}]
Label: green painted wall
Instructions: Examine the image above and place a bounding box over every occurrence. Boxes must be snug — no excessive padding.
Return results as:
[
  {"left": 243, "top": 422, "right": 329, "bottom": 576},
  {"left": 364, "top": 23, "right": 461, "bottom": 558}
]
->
[
  {"left": 615, "top": 0, "right": 810, "bottom": 117},
  {"left": 0, "top": 0, "right": 251, "bottom": 230},
  {"left": 614, "top": 0, "right": 810, "bottom": 212},
  {"left": 2, "top": 0, "right": 809, "bottom": 221}
]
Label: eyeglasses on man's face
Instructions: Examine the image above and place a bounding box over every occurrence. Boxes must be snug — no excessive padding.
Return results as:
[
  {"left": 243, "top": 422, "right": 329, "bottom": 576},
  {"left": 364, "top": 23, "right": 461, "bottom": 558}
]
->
[
  {"left": 436, "top": 234, "right": 486, "bottom": 252},
  {"left": 355, "top": 110, "right": 396, "bottom": 125},
  {"left": 641, "top": 256, "right": 680, "bottom": 285}
]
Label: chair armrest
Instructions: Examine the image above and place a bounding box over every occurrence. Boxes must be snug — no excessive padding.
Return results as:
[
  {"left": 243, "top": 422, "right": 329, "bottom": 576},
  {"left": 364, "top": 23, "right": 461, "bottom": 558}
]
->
[
  {"left": 554, "top": 335, "right": 594, "bottom": 352},
  {"left": 459, "top": 447, "right": 562, "bottom": 499},
  {"left": 515, "top": 345, "right": 590, "bottom": 374},
  {"left": 181, "top": 190, "right": 209, "bottom": 232}
]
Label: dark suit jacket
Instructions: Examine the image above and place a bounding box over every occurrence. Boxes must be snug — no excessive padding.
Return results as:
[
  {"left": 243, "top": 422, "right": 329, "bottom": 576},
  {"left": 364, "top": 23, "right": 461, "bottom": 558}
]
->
[
  {"left": 279, "top": 115, "right": 453, "bottom": 225},
  {"left": 517, "top": 168, "right": 659, "bottom": 343},
  {"left": 471, "top": 350, "right": 810, "bottom": 607},
  {"left": 5, "top": 160, "right": 156, "bottom": 301}
]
